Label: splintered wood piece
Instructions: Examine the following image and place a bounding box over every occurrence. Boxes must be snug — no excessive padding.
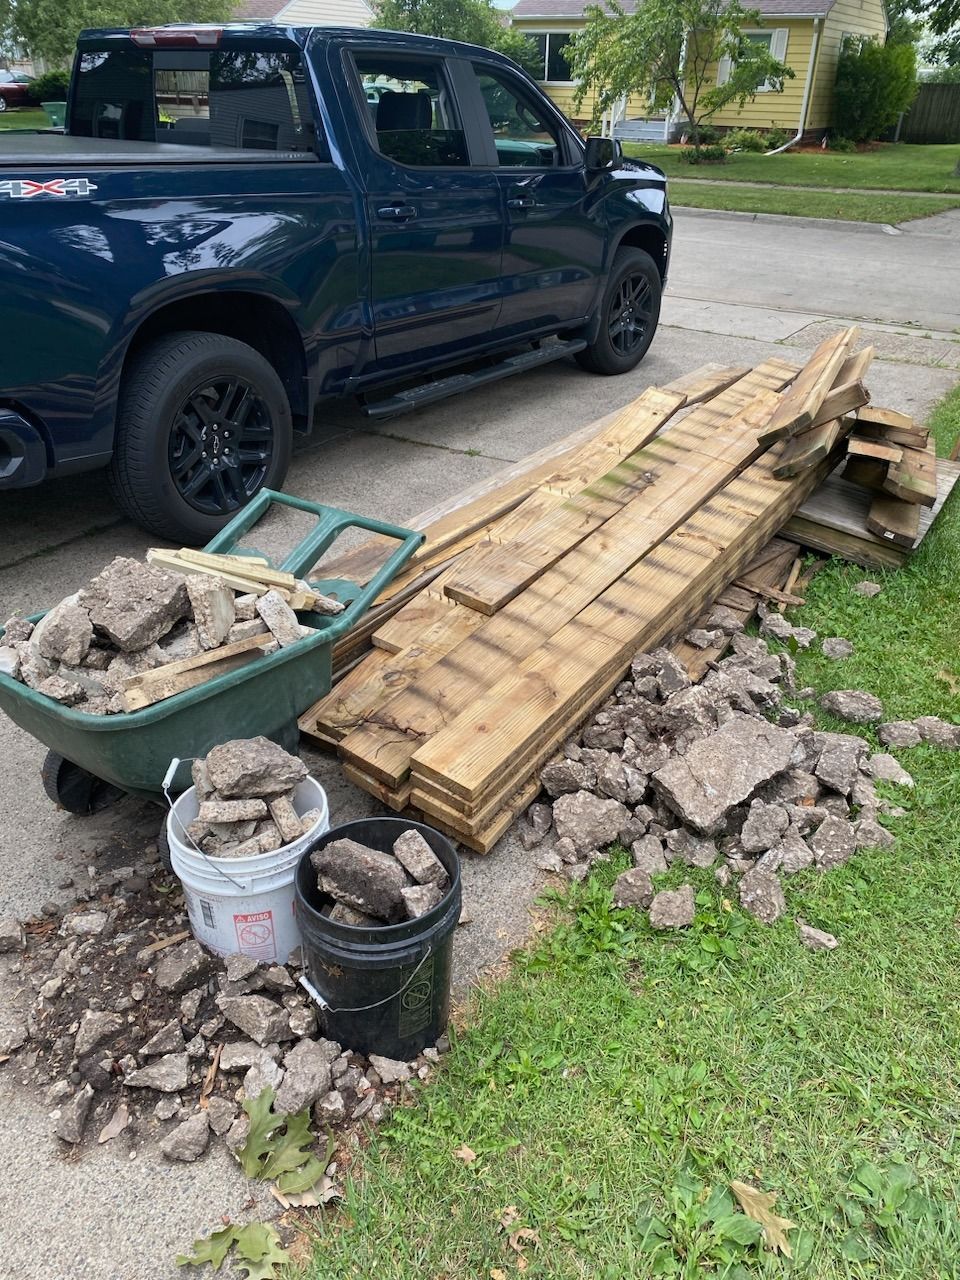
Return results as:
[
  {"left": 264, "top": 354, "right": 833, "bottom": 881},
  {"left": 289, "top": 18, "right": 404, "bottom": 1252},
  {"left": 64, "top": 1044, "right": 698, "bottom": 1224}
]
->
[
  {"left": 772, "top": 417, "right": 848, "bottom": 478},
  {"left": 857, "top": 405, "right": 916, "bottom": 432},
  {"left": 174, "top": 548, "right": 297, "bottom": 590},
  {"left": 146, "top": 549, "right": 273, "bottom": 596},
  {"left": 866, "top": 494, "right": 921, "bottom": 548},
  {"left": 125, "top": 632, "right": 278, "bottom": 688},
  {"left": 122, "top": 645, "right": 275, "bottom": 711},
  {"left": 883, "top": 441, "right": 938, "bottom": 507},
  {"left": 756, "top": 326, "right": 860, "bottom": 444}
]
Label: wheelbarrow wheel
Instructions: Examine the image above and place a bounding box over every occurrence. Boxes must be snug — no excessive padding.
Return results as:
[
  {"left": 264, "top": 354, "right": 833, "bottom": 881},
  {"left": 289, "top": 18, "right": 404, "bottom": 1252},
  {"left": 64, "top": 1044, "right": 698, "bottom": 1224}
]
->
[{"left": 41, "top": 751, "right": 125, "bottom": 815}]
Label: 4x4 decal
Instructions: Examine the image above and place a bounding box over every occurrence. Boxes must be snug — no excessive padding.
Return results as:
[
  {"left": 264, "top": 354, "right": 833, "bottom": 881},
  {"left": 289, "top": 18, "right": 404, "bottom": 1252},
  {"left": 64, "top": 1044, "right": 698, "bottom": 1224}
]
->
[{"left": 0, "top": 178, "right": 98, "bottom": 199}]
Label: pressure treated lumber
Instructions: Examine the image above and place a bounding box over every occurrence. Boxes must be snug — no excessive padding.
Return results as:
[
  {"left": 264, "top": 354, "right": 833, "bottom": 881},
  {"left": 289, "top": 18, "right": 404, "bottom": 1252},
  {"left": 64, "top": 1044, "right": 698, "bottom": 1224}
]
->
[
  {"left": 866, "top": 493, "right": 921, "bottom": 548},
  {"left": 842, "top": 455, "right": 889, "bottom": 492},
  {"left": 773, "top": 345, "right": 875, "bottom": 479},
  {"left": 122, "top": 635, "right": 278, "bottom": 711},
  {"left": 174, "top": 548, "right": 298, "bottom": 590},
  {"left": 853, "top": 420, "right": 929, "bottom": 450},
  {"left": 856, "top": 406, "right": 915, "bottom": 432},
  {"left": 848, "top": 437, "right": 904, "bottom": 465},
  {"left": 756, "top": 326, "right": 860, "bottom": 444},
  {"left": 882, "top": 441, "right": 938, "bottom": 507}
]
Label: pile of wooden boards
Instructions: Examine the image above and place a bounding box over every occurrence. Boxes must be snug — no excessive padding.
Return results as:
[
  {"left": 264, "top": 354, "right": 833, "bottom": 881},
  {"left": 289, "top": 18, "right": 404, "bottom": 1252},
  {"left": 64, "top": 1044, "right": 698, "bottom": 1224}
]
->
[
  {"left": 301, "top": 329, "right": 920, "bottom": 852},
  {"left": 146, "top": 548, "right": 343, "bottom": 615}
]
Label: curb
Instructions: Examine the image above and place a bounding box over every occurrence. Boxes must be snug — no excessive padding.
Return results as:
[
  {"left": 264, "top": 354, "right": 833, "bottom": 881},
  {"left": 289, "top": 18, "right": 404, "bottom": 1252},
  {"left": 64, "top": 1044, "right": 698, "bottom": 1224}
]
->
[{"left": 671, "top": 205, "right": 899, "bottom": 235}]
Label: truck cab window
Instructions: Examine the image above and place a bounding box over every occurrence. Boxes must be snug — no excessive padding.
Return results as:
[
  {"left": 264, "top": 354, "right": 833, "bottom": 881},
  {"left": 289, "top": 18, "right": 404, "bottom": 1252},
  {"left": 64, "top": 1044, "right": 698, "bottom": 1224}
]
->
[
  {"left": 472, "top": 65, "right": 564, "bottom": 168},
  {"left": 354, "top": 55, "right": 467, "bottom": 168}
]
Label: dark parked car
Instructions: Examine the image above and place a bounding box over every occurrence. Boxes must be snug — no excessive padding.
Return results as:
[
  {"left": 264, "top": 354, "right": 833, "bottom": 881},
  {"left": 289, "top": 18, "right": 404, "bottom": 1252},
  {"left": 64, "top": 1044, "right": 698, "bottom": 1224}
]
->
[
  {"left": 0, "top": 69, "right": 34, "bottom": 112},
  {"left": 0, "top": 25, "right": 671, "bottom": 541}
]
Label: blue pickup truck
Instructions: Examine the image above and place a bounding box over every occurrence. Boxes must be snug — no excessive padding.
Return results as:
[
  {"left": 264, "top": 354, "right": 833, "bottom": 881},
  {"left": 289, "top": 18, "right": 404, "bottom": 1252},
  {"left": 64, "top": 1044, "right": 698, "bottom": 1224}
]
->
[{"left": 0, "top": 24, "right": 671, "bottom": 541}]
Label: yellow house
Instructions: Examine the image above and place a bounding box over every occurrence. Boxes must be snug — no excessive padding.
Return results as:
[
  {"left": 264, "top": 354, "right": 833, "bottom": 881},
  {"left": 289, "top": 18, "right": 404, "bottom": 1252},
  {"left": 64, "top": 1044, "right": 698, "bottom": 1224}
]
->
[{"left": 508, "top": 0, "right": 889, "bottom": 139}]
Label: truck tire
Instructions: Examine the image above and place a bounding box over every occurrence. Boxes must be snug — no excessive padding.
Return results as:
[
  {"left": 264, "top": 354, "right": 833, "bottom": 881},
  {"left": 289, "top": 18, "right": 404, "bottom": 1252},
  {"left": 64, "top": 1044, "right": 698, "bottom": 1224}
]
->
[
  {"left": 109, "top": 330, "right": 293, "bottom": 544},
  {"left": 575, "top": 248, "right": 662, "bottom": 376}
]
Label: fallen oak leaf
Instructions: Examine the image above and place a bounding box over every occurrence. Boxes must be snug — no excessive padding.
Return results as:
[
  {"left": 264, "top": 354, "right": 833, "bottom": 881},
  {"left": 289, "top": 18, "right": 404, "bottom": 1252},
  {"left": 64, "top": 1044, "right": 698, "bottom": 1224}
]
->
[
  {"left": 730, "top": 1180, "right": 796, "bottom": 1257},
  {"left": 508, "top": 1228, "right": 540, "bottom": 1255},
  {"left": 454, "top": 1144, "right": 477, "bottom": 1164},
  {"left": 177, "top": 1224, "right": 238, "bottom": 1270},
  {"left": 499, "top": 1206, "right": 520, "bottom": 1231},
  {"left": 490, "top": 1270, "right": 507, "bottom": 1280}
]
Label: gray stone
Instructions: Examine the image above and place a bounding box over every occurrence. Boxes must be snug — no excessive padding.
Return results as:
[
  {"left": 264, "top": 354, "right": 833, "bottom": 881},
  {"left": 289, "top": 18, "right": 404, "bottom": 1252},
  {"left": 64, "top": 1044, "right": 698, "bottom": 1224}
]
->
[
  {"left": 822, "top": 637, "right": 854, "bottom": 660},
  {"left": 368, "top": 1054, "right": 412, "bottom": 1084},
  {"left": 552, "top": 791, "right": 629, "bottom": 855},
  {"left": 555, "top": 836, "right": 580, "bottom": 864},
  {"left": 760, "top": 612, "right": 816, "bottom": 649},
  {"left": 596, "top": 756, "right": 647, "bottom": 805},
  {"left": 63, "top": 911, "right": 109, "bottom": 936},
  {"left": 715, "top": 864, "right": 732, "bottom": 888},
  {"left": 219, "top": 1040, "right": 280, "bottom": 1072},
  {"left": 197, "top": 798, "right": 269, "bottom": 824},
  {"left": 36, "top": 601, "right": 93, "bottom": 666},
  {"left": 206, "top": 1096, "right": 238, "bottom": 1135},
  {"left": 651, "top": 647, "right": 691, "bottom": 697},
  {"left": 704, "top": 667, "right": 781, "bottom": 714},
  {"left": 705, "top": 605, "right": 744, "bottom": 635},
  {"left": 402, "top": 882, "right": 445, "bottom": 919},
  {"left": 664, "top": 828, "right": 717, "bottom": 869},
  {"left": 809, "top": 815, "right": 859, "bottom": 870},
  {"left": 267, "top": 790, "right": 307, "bottom": 844},
  {"left": 526, "top": 802, "right": 553, "bottom": 839},
  {"left": 154, "top": 940, "right": 214, "bottom": 995},
  {"left": 124, "top": 1053, "right": 189, "bottom": 1092},
  {"left": 256, "top": 589, "right": 304, "bottom": 648},
  {"left": 914, "top": 716, "right": 960, "bottom": 749},
  {"left": 815, "top": 738, "right": 867, "bottom": 797},
  {"left": 535, "top": 850, "right": 565, "bottom": 873},
  {"left": 797, "top": 921, "right": 839, "bottom": 951},
  {"left": 685, "top": 628, "right": 723, "bottom": 650},
  {"left": 288, "top": 1005, "right": 317, "bottom": 1038},
  {"left": 0, "top": 644, "right": 20, "bottom": 678},
  {"left": 564, "top": 862, "right": 590, "bottom": 882},
  {"left": 611, "top": 867, "right": 654, "bottom": 910},
  {"left": 154, "top": 1095, "right": 181, "bottom": 1121},
  {"left": 259, "top": 965, "right": 295, "bottom": 993},
  {"left": 15, "top": 642, "right": 56, "bottom": 690},
  {"left": 234, "top": 593, "right": 258, "bottom": 622},
  {"left": 140, "top": 1019, "right": 185, "bottom": 1057},
  {"left": 648, "top": 885, "right": 695, "bottom": 930},
  {"left": 37, "top": 674, "right": 85, "bottom": 705},
  {"left": 2, "top": 615, "right": 34, "bottom": 644},
  {"left": 879, "top": 720, "right": 922, "bottom": 748},
  {"left": 224, "top": 953, "right": 259, "bottom": 983},
  {"left": 243, "top": 1055, "right": 284, "bottom": 1099},
  {"left": 157, "top": 621, "right": 204, "bottom": 662},
  {"left": 313, "top": 838, "right": 409, "bottom": 922},
  {"left": 275, "top": 1038, "right": 341, "bottom": 1113},
  {"left": 0, "top": 916, "right": 25, "bottom": 953},
  {"left": 631, "top": 834, "right": 668, "bottom": 874},
  {"left": 820, "top": 690, "right": 883, "bottom": 725},
  {"left": 852, "top": 580, "right": 881, "bottom": 597},
  {"left": 855, "top": 818, "right": 896, "bottom": 851},
  {"left": 540, "top": 758, "right": 597, "bottom": 797},
  {"left": 738, "top": 868, "right": 786, "bottom": 924},
  {"left": 765, "top": 825, "right": 814, "bottom": 875},
  {"left": 75, "top": 1010, "right": 124, "bottom": 1058},
  {"left": 205, "top": 736, "right": 308, "bottom": 799},
  {"left": 55, "top": 1083, "right": 95, "bottom": 1144},
  {"left": 740, "top": 801, "right": 790, "bottom": 854},
  {"left": 217, "top": 995, "right": 291, "bottom": 1046},
  {"left": 652, "top": 714, "right": 799, "bottom": 834},
  {"left": 865, "top": 754, "right": 914, "bottom": 787},
  {"left": 392, "top": 829, "right": 448, "bottom": 886},
  {"left": 186, "top": 576, "right": 235, "bottom": 650},
  {"left": 224, "top": 1115, "right": 250, "bottom": 1154},
  {"left": 314, "top": 1090, "right": 346, "bottom": 1125},
  {"left": 80, "top": 557, "right": 189, "bottom": 651},
  {"left": 160, "top": 1111, "right": 210, "bottom": 1162},
  {"left": 328, "top": 903, "right": 380, "bottom": 927},
  {"left": 581, "top": 715, "right": 624, "bottom": 751}
]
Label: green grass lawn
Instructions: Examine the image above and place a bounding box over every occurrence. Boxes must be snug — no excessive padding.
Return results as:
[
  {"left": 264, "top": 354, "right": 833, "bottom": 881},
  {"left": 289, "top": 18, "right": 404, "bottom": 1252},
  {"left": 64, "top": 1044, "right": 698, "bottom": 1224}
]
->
[
  {"left": 669, "top": 179, "right": 960, "bottom": 223},
  {"left": 625, "top": 141, "right": 960, "bottom": 194},
  {"left": 303, "top": 389, "right": 960, "bottom": 1279},
  {"left": 0, "top": 108, "right": 50, "bottom": 131}
]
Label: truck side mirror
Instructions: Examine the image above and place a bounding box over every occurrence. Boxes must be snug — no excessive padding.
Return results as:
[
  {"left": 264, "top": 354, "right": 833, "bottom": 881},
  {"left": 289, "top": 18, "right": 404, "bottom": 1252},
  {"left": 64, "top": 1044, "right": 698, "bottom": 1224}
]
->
[{"left": 584, "top": 135, "right": 622, "bottom": 171}]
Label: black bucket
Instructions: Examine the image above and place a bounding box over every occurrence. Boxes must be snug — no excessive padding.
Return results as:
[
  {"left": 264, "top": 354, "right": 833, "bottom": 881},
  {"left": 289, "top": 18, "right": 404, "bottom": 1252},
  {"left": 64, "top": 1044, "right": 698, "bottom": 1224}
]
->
[{"left": 294, "top": 817, "right": 461, "bottom": 1060}]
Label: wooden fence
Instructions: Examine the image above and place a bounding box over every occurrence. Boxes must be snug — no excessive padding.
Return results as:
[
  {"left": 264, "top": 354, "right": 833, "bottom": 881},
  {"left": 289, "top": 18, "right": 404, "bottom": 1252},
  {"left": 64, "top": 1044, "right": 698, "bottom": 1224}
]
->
[{"left": 900, "top": 83, "right": 960, "bottom": 144}]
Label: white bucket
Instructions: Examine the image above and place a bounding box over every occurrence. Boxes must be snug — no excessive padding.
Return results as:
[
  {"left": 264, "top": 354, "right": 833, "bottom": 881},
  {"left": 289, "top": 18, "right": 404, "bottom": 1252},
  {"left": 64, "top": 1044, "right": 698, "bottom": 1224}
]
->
[{"left": 167, "top": 777, "right": 329, "bottom": 965}]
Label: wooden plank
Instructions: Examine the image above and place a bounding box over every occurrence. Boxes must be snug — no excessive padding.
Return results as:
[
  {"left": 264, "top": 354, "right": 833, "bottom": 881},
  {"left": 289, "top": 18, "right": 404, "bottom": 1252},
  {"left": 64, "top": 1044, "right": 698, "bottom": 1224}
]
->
[
  {"left": 842, "top": 455, "right": 889, "bottom": 492},
  {"left": 122, "top": 645, "right": 275, "bottom": 711},
  {"left": 848, "top": 436, "right": 904, "bottom": 464},
  {"left": 883, "top": 441, "right": 939, "bottom": 507},
  {"left": 125, "top": 631, "right": 279, "bottom": 688},
  {"left": 773, "top": 417, "right": 848, "bottom": 478},
  {"left": 174, "top": 548, "right": 298, "bottom": 590},
  {"left": 866, "top": 493, "right": 921, "bottom": 548},
  {"left": 756, "top": 326, "right": 860, "bottom": 444},
  {"left": 341, "top": 763, "right": 412, "bottom": 813},
  {"left": 853, "top": 421, "right": 929, "bottom": 450},
  {"left": 657, "top": 362, "right": 751, "bottom": 405},
  {"left": 146, "top": 549, "right": 272, "bottom": 596},
  {"left": 856, "top": 405, "right": 916, "bottom": 432}
]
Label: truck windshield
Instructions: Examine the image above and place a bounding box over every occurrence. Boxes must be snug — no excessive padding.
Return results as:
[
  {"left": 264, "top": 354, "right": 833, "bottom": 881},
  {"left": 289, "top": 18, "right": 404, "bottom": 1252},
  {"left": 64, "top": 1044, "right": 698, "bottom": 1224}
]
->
[{"left": 70, "top": 42, "right": 324, "bottom": 155}]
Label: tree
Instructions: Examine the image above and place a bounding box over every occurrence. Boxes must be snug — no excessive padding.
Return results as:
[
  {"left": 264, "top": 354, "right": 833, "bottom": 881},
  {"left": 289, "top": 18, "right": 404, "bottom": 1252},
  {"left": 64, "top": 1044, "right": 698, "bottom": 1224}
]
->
[
  {"left": 834, "top": 37, "right": 917, "bottom": 142},
  {"left": 885, "top": 0, "right": 922, "bottom": 46},
  {"left": 0, "top": 0, "right": 231, "bottom": 66},
  {"left": 567, "top": 0, "right": 793, "bottom": 144},
  {"left": 372, "top": 0, "right": 541, "bottom": 75}
]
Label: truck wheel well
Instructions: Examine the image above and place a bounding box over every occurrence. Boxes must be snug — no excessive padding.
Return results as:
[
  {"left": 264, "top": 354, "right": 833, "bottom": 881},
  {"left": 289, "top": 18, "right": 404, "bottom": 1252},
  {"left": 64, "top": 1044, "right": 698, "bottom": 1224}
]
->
[
  {"left": 614, "top": 226, "right": 668, "bottom": 280},
  {"left": 125, "top": 293, "right": 309, "bottom": 427}
]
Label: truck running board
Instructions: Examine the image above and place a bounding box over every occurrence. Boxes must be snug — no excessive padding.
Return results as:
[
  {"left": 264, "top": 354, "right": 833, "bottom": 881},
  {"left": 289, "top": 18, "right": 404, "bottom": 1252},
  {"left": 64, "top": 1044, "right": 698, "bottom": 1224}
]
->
[{"left": 361, "top": 339, "right": 588, "bottom": 419}]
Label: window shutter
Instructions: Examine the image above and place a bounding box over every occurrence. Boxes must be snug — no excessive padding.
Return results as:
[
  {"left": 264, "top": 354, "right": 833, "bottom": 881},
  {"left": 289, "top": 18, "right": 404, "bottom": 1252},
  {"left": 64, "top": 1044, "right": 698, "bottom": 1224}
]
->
[
  {"left": 716, "top": 53, "right": 732, "bottom": 86},
  {"left": 771, "top": 28, "right": 789, "bottom": 62}
]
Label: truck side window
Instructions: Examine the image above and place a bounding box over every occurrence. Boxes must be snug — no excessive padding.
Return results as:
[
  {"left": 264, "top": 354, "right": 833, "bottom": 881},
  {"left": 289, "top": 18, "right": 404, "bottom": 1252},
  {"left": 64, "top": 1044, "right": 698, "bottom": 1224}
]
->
[
  {"left": 353, "top": 54, "right": 468, "bottom": 168},
  {"left": 472, "top": 65, "right": 564, "bottom": 168}
]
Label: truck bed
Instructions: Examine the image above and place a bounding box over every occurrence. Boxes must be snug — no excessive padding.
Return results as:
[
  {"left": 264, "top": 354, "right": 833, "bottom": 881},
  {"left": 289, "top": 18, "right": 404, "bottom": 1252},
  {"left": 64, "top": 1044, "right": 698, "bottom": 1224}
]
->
[{"left": 0, "top": 135, "right": 317, "bottom": 167}]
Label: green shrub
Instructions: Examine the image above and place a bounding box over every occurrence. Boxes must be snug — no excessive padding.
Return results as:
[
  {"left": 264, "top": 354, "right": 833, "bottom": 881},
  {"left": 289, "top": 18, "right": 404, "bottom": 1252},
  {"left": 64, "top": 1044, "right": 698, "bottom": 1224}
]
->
[
  {"left": 684, "top": 123, "right": 721, "bottom": 145},
  {"left": 679, "top": 143, "right": 726, "bottom": 164},
  {"left": 27, "top": 69, "right": 70, "bottom": 104},
  {"left": 830, "top": 135, "right": 857, "bottom": 152},
  {"left": 835, "top": 38, "right": 917, "bottom": 142},
  {"left": 724, "top": 128, "right": 766, "bottom": 151},
  {"left": 765, "top": 127, "right": 791, "bottom": 148}
]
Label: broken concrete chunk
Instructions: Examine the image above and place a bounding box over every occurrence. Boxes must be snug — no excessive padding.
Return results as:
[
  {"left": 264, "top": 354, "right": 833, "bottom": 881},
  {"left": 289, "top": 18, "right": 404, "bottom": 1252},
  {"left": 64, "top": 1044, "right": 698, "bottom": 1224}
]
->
[
  {"left": 35, "top": 600, "right": 93, "bottom": 666},
  {"left": 328, "top": 902, "right": 380, "bottom": 927},
  {"left": 205, "top": 1096, "right": 238, "bottom": 1136},
  {"left": 769, "top": 825, "right": 815, "bottom": 875},
  {"left": 809, "top": 815, "right": 858, "bottom": 870},
  {"left": 402, "top": 882, "right": 445, "bottom": 919},
  {"left": 55, "top": 1082, "right": 95, "bottom": 1144},
  {"left": 157, "top": 621, "right": 203, "bottom": 662},
  {"left": 540, "top": 758, "right": 597, "bottom": 797},
  {"left": 797, "top": 920, "right": 839, "bottom": 951},
  {"left": 37, "top": 674, "right": 85, "bottom": 705},
  {"left": 865, "top": 753, "right": 914, "bottom": 787},
  {"left": 741, "top": 801, "right": 790, "bottom": 854},
  {"left": 0, "top": 917, "right": 25, "bottom": 953},
  {"left": 685, "top": 627, "right": 724, "bottom": 650},
  {"left": 631, "top": 834, "right": 667, "bottom": 874},
  {"left": 192, "top": 759, "right": 216, "bottom": 799},
  {"left": 216, "top": 994, "right": 292, "bottom": 1046},
  {"left": 197, "top": 798, "right": 268, "bottom": 824},
  {"left": 15, "top": 642, "right": 56, "bottom": 690},
  {"left": 611, "top": 867, "right": 654, "bottom": 910},
  {"left": 0, "top": 645, "right": 20, "bottom": 678},
  {"left": 822, "top": 637, "right": 854, "bottom": 660},
  {"left": 852, "top": 580, "right": 881, "bottom": 597},
  {"left": 140, "top": 1019, "right": 185, "bottom": 1057},
  {"left": 243, "top": 1054, "right": 284, "bottom": 1099},
  {"left": 552, "top": 791, "right": 629, "bottom": 855},
  {"left": 268, "top": 792, "right": 306, "bottom": 844},
  {"left": 80, "top": 557, "right": 189, "bottom": 651},
  {"left": 255, "top": 589, "right": 304, "bottom": 648},
  {"left": 299, "top": 807, "right": 324, "bottom": 837},
  {"left": 219, "top": 1040, "right": 281, "bottom": 1072},
  {"left": 313, "top": 838, "right": 409, "bottom": 922},
  {"left": 124, "top": 1053, "right": 189, "bottom": 1092},
  {"left": 738, "top": 867, "right": 786, "bottom": 924},
  {"left": 160, "top": 1111, "right": 210, "bottom": 1162},
  {"left": 205, "top": 737, "right": 308, "bottom": 798},
  {"left": 2, "top": 616, "right": 34, "bottom": 644},
  {"left": 820, "top": 689, "right": 883, "bottom": 725},
  {"left": 393, "top": 829, "right": 448, "bottom": 887},
  {"left": 367, "top": 1053, "right": 411, "bottom": 1084},
  {"left": 154, "top": 940, "right": 215, "bottom": 994},
  {"left": 275, "top": 1038, "right": 340, "bottom": 1114},
  {"left": 648, "top": 884, "right": 695, "bottom": 930},
  {"left": 705, "top": 605, "right": 744, "bottom": 635},
  {"left": 855, "top": 817, "right": 896, "bottom": 851},
  {"left": 75, "top": 1010, "right": 124, "bottom": 1058},
  {"left": 815, "top": 738, "right": 867, "bottom": 797},
  {"left": 664, "top": 828, "right": 717, "bottom": 869},
  {"left": 914, "top": 716, "right": 960, "bottom": 749},
  {"left": 186, "top": 575, "right": 235, "bottom": 650},
  {"left": 878, "top": 720, "right": 922, "bottom": 748},
  {"left": 651, "top": 647, "right": 691, "bottom": 697}
]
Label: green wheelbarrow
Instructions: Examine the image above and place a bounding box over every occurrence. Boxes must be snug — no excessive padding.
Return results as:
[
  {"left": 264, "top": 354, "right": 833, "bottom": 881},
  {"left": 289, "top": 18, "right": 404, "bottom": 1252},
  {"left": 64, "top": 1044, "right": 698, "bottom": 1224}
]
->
[{"left": 0, "top": 490, "right": 423, "bottom": 813}]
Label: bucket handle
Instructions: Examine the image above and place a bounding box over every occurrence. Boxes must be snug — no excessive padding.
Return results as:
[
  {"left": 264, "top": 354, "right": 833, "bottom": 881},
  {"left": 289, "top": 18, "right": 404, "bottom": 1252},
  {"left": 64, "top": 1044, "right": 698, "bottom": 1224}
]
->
[
  {"left": 162, "top": 757, "right": 251, "bottom": 893},
  {"left": 298, "top": 946, "right": 433, "bottom": 1015}
]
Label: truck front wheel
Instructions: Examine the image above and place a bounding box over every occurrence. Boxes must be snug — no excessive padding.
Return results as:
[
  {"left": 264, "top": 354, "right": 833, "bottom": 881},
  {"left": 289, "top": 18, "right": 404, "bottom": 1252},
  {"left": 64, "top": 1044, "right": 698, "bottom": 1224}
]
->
[
  {"left": 575, "top": 248, "right": 662, "bottom": 376},
  {"left": 109, "top": 331, "right": 293, "bottom": 544}
]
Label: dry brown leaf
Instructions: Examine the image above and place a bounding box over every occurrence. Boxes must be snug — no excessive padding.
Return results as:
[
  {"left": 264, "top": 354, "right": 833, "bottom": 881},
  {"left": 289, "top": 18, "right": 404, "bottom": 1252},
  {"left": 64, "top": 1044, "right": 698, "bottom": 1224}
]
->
[
  {"left": 937, "top": 669, "right": 960, "bottom": 695},
  {"left": 199, "top": 1043, "right": 223, "bottom": 1105},
  {"left": 508, "top": 1228, "right": 540, "bottom": 1255},
  {"left": 454, "top": 1144, "right": 477, "bottom": 1164},
  {"left": 97, "top": 1104, "right": 129, "bottom": 1144},
  {"left": 499, "top": 1206, "right": 520, "bottom": 1231},
  {"left": 517, "top": 1258, "right": 528, "bottom": 1273},
  {"left": 731, "top": 1180, "right": 796, "bottom": 1257},
  {"left": 490, "top": 1270, "right": 507, "bottom": 1280}
]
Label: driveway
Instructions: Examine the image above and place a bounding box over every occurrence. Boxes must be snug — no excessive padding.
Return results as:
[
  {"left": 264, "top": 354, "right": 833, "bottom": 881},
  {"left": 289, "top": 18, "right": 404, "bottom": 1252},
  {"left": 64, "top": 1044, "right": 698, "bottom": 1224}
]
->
[{"left": 1, "top": 211, "right": 958, "bottom": 1280}]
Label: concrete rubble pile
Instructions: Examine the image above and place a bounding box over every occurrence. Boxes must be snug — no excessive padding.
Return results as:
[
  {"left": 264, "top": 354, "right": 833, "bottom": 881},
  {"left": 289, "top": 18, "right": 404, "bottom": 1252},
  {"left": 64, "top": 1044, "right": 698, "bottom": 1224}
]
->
[
  {"left": 186, "top": 738, "right": 321, "bottom": 859},
  {"left": 524, "top": 610, "right": 958, "bottom": 934},
  {"left": 311, "top": 828, "right": 451, "bottom": 924}
]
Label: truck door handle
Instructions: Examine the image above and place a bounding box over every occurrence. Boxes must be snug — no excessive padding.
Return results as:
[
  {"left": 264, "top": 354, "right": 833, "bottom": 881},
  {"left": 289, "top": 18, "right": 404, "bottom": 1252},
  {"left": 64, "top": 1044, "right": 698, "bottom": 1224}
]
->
[
  {"left": 507, "top": 196, "right": 536, "bottom": 210},
  {"left": 377, "top": 204, "right": 418, "bottom": 220}
]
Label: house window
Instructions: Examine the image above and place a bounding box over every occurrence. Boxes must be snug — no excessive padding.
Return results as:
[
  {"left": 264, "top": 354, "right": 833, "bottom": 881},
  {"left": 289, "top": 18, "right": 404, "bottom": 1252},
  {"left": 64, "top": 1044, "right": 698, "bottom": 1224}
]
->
[
  {"left": 528, "top": 32, "right": 575, "bottom": 83},
  {"left": 716, "top": 28, "right": 788, "bottom": 93}
]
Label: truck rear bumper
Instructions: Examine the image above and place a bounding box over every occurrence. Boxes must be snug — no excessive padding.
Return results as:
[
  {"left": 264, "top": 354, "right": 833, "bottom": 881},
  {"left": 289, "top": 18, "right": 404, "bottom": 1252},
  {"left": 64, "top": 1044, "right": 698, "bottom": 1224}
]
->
[{"left": 0, "top": 410, "right": 48, "bottom": 488}]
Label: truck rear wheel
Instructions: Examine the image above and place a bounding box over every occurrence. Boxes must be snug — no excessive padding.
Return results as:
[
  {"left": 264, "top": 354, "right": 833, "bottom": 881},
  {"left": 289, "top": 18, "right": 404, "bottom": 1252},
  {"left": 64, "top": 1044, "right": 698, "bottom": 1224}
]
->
[
  {"left": 575, "top": 248, "right": 662, "bottom": 376},
  {"left": 109, "top": 331, "right": 293, "bottom": 544}
]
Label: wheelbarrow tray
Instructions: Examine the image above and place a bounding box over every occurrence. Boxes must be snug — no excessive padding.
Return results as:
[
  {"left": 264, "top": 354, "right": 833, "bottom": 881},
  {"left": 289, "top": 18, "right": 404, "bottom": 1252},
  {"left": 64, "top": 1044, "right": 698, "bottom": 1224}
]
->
[{"left": 0, "top": 490, "right": 422, "bottom": 801}]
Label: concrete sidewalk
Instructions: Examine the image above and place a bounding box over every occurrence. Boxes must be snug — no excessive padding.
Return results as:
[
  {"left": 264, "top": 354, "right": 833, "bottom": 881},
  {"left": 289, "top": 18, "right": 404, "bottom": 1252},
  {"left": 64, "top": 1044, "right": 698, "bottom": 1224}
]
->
[{"left": 1, "top": 212, "right": 957, "bottom": 1280}]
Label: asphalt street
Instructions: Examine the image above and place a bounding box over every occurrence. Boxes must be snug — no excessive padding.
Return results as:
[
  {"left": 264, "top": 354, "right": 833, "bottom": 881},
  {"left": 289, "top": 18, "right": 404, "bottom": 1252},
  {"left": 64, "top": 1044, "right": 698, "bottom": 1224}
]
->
[{"left": 0, "top": 208, "right": 958, "bottom": 1280}]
